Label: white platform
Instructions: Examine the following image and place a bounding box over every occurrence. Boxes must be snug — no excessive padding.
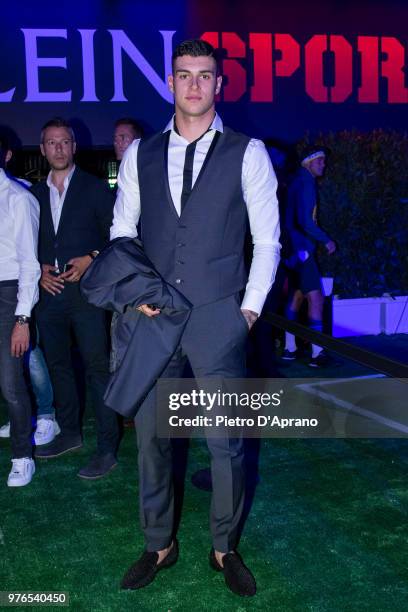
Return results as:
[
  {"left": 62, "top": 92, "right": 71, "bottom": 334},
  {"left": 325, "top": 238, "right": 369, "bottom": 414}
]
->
[{"left": 332, "top": 296, "right": 408, "bottom": 337}]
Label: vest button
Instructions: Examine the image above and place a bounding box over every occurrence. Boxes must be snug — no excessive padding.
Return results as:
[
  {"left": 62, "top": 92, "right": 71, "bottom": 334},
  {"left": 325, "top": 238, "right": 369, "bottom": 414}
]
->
[
  {"left": 177, "top": 242, "right": 185, "bottom": 248},
  {"left": 175, "top": 278, "right": 183, "bottom": 284},
  {"left": 176, "top": 260, "right": 184, "bottom": 265}
]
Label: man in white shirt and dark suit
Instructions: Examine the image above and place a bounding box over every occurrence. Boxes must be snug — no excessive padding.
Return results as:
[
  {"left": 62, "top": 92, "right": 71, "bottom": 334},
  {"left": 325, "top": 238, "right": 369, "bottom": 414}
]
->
[
  {"left": 31, "top": 118, "right": 119, "bottom": 479},
  {"left": 111, "top": 39, "right": 281, "bottom": 596},
  {"left": 0, "top": 132, "right": 41, "bottom": 487}
]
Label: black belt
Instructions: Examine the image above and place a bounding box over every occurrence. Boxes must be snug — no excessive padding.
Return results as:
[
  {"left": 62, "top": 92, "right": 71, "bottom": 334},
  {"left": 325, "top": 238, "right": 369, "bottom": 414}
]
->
[{"left": 0, "top": 279, "right": 18, "bottom": 287}]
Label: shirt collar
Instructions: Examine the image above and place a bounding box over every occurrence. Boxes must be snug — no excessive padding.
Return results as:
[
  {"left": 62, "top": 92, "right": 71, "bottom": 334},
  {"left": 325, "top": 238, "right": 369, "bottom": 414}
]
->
[
  {"left": 0, "top": 169, "right": 33, "bottom": 191},
  {"left": 163, "top": 112, "right": 224, "bottom": 134},
  {"left": 46, "top": 164, "right": 76, "bottom": 190}
]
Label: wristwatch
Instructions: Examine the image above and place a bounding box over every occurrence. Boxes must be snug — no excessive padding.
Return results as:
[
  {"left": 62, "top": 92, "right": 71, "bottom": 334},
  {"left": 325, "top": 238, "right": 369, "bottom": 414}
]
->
[{"left": 15, "top": 315, "right": 30, "bottom": 326}]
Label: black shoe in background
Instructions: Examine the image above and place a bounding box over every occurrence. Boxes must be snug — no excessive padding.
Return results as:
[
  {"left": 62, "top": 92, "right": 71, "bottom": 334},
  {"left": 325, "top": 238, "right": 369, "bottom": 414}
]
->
[
  {"left": 35, "top": 435, "right": 82, "bottom": 458},
  {"left": 77, "top": 452, "right": 118, "bottom": 479},
  {"left": 191, "top": 468, "right": 212, "bottom": 491},
  {"left": 308, "top": 350, "right": 339, "bottom": 368},
  {"left": 281, "top": 348, "right": 298, "bottom": 361}
]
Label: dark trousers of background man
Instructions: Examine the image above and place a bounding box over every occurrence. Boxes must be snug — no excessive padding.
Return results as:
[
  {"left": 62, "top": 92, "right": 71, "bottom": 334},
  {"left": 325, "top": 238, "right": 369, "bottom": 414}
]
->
[
  {"left": 36, "top": 283, "right": 119, "bottom": 454},
  {"left": 0, "top": 284, "right": 32, "bottom": 458},
  {"left": 250, "top": 262, "right": 288, "bottom": 377},
  {"left": 134, "top": 294, "right": 247, "bottom": 554}
]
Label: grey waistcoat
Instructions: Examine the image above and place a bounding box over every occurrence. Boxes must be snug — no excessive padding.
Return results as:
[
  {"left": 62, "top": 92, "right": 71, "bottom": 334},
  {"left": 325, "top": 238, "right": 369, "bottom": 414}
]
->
[{"left": 138, "top": 126, "right": 251, "bottom": 307}]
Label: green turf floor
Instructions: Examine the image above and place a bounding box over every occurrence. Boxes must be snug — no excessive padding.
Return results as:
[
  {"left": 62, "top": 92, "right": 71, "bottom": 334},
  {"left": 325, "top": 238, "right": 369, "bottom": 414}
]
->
[{"left": 1, "top": 336, "right": 408, "bottom": 611}]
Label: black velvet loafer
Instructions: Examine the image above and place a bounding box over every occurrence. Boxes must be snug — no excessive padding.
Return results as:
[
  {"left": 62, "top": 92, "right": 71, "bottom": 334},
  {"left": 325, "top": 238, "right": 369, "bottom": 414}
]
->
[
  {"left": 121, "top": 539, "right": 179, "bottom": 590},
  {"left": 209, "top": 548, "right": 256, "bottom": 597}
]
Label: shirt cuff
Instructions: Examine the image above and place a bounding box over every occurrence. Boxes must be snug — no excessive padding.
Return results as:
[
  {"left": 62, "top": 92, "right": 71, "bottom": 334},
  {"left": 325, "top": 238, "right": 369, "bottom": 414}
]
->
[
  {"left": 241, "top": 288, "right": 267, "bottom": 316},
  {"left": 15, "top": 285, "right": 39, "bottom": 317},
  {"left": 15, "top": 304, "right": 31, "bottom": 317}
]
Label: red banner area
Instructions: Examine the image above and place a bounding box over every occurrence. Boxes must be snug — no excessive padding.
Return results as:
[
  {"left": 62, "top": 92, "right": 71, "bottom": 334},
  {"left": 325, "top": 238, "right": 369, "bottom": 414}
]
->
[{"left": 201, "top": 32, "right": 408, "bottom": 103}]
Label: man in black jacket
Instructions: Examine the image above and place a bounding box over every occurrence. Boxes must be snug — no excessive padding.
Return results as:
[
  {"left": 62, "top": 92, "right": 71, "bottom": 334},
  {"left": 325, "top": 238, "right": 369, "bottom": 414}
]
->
[{"left": 31, "top": 117, "right": 119, "bottom": 479}]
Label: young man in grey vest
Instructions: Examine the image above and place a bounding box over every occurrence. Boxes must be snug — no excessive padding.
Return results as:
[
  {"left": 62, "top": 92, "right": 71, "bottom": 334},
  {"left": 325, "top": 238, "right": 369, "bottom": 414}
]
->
[{"left": 110, "top": 39, "right": 281, "bottom": 596}]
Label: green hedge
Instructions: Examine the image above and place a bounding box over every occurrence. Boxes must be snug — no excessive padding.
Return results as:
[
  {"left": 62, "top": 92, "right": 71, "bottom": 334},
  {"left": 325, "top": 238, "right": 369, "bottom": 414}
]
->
[{"left": 299, "top": 130, "right": 408, "bottom": 298}]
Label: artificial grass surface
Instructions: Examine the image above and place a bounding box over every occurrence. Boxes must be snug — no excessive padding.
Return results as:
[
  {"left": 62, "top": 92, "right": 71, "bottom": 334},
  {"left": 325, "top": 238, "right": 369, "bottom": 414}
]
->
[
  {"left": 2, "top": 423, "right": 408, "bottom": 611},
  {"left": 1, "top": 336, "right": 408, "bottom": 611}
]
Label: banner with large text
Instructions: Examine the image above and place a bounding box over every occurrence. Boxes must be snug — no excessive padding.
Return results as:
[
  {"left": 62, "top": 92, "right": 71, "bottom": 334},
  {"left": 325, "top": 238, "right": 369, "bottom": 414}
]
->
[{"left": 1, "top": 0, "right": 407, "bottom": 146}]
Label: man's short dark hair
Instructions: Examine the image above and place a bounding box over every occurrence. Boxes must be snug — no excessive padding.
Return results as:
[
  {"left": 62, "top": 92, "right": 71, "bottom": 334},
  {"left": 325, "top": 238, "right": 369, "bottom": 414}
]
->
[
  {"left": 40, "top": 117, "right": 75, "bottom": 143},
  {"left": 172, "top": 39, "right": 220, "bottom": 74},
  {"left": 114, "top": 117, "right": 143, "bottom": 138}
]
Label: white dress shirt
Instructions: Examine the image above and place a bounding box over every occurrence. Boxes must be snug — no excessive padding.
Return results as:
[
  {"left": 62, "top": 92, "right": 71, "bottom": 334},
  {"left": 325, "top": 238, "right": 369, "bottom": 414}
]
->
[
  {"left": 111, "top": 114, "right": 281, "bottom": 314},
  {"left": 0, "top": 168, "right": 41, "bottom": 316},
  {"left": 46, "top": 164, "right": 76, "bottom": 234},
  {"left": 46, "top": 164, "right": 76, "bottom": 269}
]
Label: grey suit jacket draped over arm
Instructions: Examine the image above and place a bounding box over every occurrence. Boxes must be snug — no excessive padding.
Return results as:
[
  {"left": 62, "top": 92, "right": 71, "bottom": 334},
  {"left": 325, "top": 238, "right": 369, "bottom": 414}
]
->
[{"left": 80, "top": 238, "right": 192, "bottom": 417}]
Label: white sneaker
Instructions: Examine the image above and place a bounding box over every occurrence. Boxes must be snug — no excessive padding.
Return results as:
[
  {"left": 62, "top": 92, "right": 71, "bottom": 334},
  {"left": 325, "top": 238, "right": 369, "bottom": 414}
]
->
[
  {"left": 7, "top": 457, "right": 35, "bottom": 487},
  {"left": 0, "top": 422, "right": 10, "bottom": 438},
  {"left": 34, "top": 419, "right": 61, "bottom": 446}
]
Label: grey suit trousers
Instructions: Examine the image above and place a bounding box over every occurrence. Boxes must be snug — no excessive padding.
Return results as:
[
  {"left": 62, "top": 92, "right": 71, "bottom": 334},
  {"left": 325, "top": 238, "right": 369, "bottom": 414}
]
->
[{"left": 134, "top": 294, "right": 248, "bottom": 553}]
